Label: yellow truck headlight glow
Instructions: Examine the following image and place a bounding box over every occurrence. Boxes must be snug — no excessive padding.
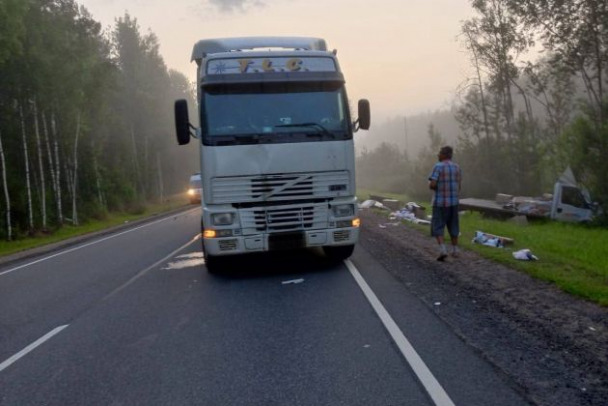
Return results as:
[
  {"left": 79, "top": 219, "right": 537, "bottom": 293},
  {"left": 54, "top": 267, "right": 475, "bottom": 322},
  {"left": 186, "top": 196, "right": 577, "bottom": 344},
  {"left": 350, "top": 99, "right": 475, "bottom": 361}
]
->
[
  {"left": 188, "top": 188, "right": 196, "bottom": 196},
  {"left": 203, "top": 229, "right": 233, "bottom": 238}
]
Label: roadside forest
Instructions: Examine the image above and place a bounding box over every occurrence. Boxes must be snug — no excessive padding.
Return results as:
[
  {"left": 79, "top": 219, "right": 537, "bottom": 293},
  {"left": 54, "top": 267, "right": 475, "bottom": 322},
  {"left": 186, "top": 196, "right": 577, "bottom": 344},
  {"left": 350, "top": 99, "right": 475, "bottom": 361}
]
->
[
  {"left": 357, "top": 0, "right": 608, "bottom": 224},
  {"left": 0, "top": 0, "right": 198, "bottom": 241}
]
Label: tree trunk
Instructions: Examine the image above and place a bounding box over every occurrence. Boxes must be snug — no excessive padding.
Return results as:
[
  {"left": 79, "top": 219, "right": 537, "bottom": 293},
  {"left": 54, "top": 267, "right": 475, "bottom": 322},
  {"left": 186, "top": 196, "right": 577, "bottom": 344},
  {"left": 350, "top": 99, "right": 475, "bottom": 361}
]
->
[
  {"left": 71, "top": 111, "right": 81, "bottom": 226},
  {"left": 33, "top": 100, "right": 47, "bottom": 229},
  {"left": 131, "top": 124, "right": 143, "bottom": 198},
  {"left": 156, "top": 153, "right": 164, "bottom": 203},
  {"left": 19, "top": 102, "right": 34, "bottom": 232},
  {"left": 0, "top": 130, "right": 12, "bottom": 241},
  {"left": 51, "top": 111, "right": 63, "bottom": 225},
  {"left": 93, "top": 150, "right": 105, "bottom": 209},
  {"left": 42, "top": 111, "right": 57, "bottom": 200},
  {"left": 464, "top": 26, "right": 491, "bottom": 140}
]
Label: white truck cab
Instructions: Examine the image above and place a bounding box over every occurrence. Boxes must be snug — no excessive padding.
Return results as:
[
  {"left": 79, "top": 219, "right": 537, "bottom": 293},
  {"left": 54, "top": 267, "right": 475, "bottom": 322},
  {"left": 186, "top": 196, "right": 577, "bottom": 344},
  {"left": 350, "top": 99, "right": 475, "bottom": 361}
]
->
[{"left": 174, "top": 37, "right": 370, "bottom": 271}]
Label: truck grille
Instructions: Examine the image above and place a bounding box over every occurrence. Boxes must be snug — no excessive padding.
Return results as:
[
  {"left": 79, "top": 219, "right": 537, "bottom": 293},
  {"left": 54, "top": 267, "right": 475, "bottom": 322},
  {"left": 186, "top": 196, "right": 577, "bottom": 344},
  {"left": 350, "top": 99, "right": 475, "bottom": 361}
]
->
[
  {"left": 333, "top": 230, "right": 351, "bottom": 242},
  {"left": 211, "top": 171, "right": 350, "bottom": 203},
  {"left": 240, "top": 202, "right": 328, "bottom": 234}
]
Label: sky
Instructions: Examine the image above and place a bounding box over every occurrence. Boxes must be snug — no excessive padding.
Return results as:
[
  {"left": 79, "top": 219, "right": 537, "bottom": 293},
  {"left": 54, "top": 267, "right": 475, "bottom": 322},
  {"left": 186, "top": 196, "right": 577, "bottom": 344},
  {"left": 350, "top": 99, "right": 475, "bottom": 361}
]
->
[{"left": 78, "top": 0, "right": 476, "bottom": 121}]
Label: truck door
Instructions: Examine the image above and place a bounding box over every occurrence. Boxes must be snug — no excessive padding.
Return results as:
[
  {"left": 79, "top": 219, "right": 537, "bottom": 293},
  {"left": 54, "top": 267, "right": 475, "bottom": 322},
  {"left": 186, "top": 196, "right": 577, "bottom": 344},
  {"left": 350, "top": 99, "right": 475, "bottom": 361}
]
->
[{"left": 552, "top": 184, "right": 593, "bottom": 222}]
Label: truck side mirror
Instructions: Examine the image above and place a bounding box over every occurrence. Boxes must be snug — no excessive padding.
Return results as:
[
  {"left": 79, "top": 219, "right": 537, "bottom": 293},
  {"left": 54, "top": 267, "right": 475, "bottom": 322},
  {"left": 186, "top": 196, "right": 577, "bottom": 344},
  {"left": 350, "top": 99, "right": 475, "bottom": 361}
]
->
[
  {"left": 175, "top": 99, "right": 191, "bottom": 145},
  {"left": 356, "top": 99, "right": 371, "bottom": 131}
]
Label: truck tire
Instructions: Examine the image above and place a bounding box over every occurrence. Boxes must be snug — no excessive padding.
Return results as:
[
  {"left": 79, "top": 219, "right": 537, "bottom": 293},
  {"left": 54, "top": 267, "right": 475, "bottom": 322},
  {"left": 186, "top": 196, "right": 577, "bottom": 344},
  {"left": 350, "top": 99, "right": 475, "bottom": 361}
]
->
[
  {"left": 323, "top": 244, "right": 355, "bottom": 262},
  {"left": 202, "top": 242, "right": 220, "bottom": 273}
]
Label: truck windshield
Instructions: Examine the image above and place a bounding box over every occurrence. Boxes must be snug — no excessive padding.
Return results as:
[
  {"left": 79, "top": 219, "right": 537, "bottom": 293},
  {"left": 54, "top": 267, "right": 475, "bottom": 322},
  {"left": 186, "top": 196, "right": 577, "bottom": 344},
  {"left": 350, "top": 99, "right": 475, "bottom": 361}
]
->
[{"left": 202, "top": 82, "right": 350, "bottom": 145}]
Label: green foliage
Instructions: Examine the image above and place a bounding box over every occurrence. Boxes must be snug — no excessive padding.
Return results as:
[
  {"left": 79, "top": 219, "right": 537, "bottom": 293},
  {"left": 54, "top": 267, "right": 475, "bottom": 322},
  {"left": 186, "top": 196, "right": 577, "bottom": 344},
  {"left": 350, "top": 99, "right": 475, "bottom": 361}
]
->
[
  {"left": 0, "top": 1, "right": 199, "bottom": 241},
  {"left": 356, "top": 142, "right": 409, "bottom": 195},
  {"left": 0, "top": 0, "right": 29, "bottom": 65},
  {"left": 560, "top": 110, "right": 608, "bottom": 223}
]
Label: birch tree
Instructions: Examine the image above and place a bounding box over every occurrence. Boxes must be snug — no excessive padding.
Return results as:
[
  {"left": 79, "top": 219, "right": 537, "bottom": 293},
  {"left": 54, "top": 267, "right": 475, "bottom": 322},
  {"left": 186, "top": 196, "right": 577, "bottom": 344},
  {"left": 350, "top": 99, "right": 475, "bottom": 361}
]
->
[
  {"left": 33, "top": 99, "right": 47, "bottom": 229},
  {"left": 0, "top": 129, "right": 12, "bottom": 240},
  {"left": 19, "top": 102, "right": 34, "bottom": 232}
]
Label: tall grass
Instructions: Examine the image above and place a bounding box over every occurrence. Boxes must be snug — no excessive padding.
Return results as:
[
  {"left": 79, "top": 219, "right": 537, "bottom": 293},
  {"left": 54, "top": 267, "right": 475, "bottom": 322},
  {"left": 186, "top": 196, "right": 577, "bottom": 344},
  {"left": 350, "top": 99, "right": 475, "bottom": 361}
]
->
[
  {"left": 358, "top": 189, "right": 608, "bottom": 306},
  {"left": 459, "top": 213, "right": 608, "bottom": 305}
]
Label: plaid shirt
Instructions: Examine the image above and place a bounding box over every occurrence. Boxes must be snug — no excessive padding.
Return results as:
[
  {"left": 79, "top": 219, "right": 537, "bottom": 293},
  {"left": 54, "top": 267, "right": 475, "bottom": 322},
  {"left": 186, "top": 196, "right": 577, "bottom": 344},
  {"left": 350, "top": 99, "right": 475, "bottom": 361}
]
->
[{"left": 429, "top": 160, "right": 461, "bottom": 207}]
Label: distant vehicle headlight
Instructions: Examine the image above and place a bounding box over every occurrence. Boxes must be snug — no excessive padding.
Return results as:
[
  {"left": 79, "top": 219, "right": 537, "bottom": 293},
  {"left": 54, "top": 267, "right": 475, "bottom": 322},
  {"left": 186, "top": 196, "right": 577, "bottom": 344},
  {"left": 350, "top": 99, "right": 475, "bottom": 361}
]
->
[
  {"left": 212, "top": 213, "right": 234, "bottom": 226},
  {"left": 332, "top": 204, "right": 354, "bottom": 217},
  {"left": 188, "top": 188, "right": 196, "bottom": 196}
]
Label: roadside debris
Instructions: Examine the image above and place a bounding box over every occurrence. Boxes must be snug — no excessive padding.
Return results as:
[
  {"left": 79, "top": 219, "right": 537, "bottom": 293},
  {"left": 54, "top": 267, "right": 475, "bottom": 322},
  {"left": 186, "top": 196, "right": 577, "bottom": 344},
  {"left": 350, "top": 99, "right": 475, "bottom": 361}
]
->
[
  {"left": 360, "top": 198, "right": 430, "bottom": 225},
  {"left": 359, "top": 199, "right": 390, "bottom": 210},
  {"left": 282, "top": 278, "right": 305, "bottom": 285},
  {"left": 513, "top": 249, "right": 539, "bottom": 261},
  {"left": 472, "top": 231, "right": 514, "bottom": 248},
  {"left": 459, "top": 167, "right": 596, "bottom": 223},
  {"left": 390, "top": 202, "right": 430, "bottom": 225}
]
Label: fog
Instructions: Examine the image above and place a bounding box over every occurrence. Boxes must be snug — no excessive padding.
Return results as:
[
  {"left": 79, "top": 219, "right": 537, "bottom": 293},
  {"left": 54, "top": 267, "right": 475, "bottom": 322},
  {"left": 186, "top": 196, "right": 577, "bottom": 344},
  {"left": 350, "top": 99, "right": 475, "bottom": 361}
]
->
[{"left": 80, "top": 0, "right": 474, "bottom": 141}]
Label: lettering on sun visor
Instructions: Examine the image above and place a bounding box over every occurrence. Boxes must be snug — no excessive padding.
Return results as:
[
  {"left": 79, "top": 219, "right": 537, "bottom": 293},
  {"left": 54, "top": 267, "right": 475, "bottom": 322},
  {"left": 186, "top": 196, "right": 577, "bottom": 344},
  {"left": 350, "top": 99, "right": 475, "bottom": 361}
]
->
[{"left": 207, "top": 57, "right": 337, "bottom": 75}]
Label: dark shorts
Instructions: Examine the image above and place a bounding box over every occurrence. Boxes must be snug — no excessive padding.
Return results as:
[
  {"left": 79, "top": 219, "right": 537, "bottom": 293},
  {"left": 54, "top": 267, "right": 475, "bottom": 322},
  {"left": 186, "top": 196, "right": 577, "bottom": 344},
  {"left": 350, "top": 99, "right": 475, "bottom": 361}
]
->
[{"left": 431, "top": 205, "right": 459, "bottom": 238}]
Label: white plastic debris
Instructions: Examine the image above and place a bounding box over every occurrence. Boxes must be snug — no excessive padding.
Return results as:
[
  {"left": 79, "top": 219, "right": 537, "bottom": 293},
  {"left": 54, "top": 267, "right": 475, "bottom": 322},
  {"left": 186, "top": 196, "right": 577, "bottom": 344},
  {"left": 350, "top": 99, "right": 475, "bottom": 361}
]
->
[
  {"left": 359, "top": 199, "right": 377, "bottom": 209},
  {"left": 472, "top": 231, "right": 505, "bottom": 248},
  {"left": 282, "top": 278, "right": 305, "bottom": 285},
  {"left": 512, "top": 249, "right": 539, "bottom": 261}
]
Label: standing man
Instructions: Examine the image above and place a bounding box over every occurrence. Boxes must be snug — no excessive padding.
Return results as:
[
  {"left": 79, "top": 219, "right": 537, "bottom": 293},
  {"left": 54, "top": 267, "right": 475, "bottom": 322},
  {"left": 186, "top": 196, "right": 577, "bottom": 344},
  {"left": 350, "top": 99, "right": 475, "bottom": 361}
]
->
[{"left": 428, "top": 146, "right": 462, "bottom": 261}]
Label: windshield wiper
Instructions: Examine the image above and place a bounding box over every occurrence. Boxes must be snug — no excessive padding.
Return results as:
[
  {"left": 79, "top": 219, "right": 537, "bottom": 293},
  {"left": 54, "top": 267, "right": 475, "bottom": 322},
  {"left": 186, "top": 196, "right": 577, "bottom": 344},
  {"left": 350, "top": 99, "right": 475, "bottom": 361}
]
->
[{"left": 274, "top": 122, "right": 334, "bottom": 138}]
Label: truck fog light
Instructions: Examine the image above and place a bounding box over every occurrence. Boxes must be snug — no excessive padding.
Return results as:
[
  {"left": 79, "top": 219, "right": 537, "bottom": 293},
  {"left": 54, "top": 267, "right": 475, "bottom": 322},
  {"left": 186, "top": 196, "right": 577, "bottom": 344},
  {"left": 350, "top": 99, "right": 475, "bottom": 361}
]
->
[
  {"left": 332, "top": 204, "right": 354, "bottom": 217},
  {"left": 203, "top": 229, "right": 217, "bottom": 238},
  {"left": 187, "top": 188, "right": 196, "bottom": 196},
  {"left": 216, "top": 229, "right": 233, "bottom": 237},
  {"left": 212, "top": 213, "right": 234, "bottom": 225},
  {"left": 352, "top": 218, "right": 361, "bottom": 227}
]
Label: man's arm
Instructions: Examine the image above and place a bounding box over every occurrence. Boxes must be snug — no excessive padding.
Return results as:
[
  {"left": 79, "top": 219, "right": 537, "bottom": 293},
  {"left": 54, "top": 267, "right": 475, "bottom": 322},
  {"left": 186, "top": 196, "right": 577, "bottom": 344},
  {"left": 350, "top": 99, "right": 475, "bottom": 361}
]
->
[{"left": 429, "top": 164, "right": 439, "bottom": 190}]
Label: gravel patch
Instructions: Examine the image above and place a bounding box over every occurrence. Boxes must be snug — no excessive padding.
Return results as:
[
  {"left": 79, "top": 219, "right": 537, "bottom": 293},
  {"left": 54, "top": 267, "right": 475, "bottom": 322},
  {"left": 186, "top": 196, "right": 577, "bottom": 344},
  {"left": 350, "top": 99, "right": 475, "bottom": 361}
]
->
[{"left": 358, "top": 209, "right": 608, "bottom": 406}]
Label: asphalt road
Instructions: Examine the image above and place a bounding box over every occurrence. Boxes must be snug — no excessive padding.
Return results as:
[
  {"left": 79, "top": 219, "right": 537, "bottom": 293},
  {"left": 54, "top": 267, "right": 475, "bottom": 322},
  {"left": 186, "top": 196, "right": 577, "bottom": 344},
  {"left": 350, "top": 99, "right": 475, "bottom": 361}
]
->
[{"left": 0, "top": 208, "right": 531, "bottom": 405}]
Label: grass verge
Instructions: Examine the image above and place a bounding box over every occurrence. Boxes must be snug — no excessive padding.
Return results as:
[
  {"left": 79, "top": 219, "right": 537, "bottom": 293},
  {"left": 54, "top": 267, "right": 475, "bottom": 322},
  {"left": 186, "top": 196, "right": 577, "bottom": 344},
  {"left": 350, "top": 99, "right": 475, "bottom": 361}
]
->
[
  {"left": 0, "top": 198, "right": 191, "bottom": 258},
  {"left": 358, "top": 189, "right": 608, "bottom": 306}
]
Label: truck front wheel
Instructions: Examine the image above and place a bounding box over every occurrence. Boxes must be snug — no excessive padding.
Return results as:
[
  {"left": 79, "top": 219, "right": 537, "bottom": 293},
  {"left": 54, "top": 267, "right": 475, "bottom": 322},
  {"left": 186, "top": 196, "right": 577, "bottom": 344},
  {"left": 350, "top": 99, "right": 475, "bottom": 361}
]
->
[
  {"left": 202, "top": 242, "right": 220, "bottom": 273},
  {"left": 323, "top": 244, "right": 355, "bottom": 262}
]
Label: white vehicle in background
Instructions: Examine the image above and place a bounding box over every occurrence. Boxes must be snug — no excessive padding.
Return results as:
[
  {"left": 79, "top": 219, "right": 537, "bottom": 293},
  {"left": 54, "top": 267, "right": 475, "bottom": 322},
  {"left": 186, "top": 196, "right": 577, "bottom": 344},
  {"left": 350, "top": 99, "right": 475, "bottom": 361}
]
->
[
  {"left": 188, "top": 173, "right": 202, "bottom": 204},
  {"left": 174, "top": 37, "right": 371, "bottom": 271}
]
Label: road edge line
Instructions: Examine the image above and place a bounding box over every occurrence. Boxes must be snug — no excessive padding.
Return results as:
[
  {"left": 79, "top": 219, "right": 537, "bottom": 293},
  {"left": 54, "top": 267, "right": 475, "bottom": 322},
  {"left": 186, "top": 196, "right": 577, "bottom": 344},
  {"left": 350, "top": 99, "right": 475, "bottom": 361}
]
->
[
  {"left": 0, "top": 208, "right": 199, "bottom": 278},
  {"left": 344, "top": 259, "right": 456, "bottom": 406}
]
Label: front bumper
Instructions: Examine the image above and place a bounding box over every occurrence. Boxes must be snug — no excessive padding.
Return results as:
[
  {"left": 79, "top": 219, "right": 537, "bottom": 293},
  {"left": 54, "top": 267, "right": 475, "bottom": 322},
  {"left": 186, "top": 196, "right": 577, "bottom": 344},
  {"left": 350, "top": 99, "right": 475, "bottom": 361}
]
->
[{"left": 203, "top": 227, "right": 359, "bottom": 256}]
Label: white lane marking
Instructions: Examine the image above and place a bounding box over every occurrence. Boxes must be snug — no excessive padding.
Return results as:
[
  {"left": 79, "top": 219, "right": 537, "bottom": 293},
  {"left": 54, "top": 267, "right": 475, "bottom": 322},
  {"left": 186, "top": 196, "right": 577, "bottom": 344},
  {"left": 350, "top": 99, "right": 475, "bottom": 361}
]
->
[
  {"left": 0, "top": 208, "right": 200, "bottom": 278},
  {"left": 0, "top": 325, "right": 69, "bottom": 373},
  {"left": 344, "top": 259, "right": 456, "bottom": 406},
  {"left": 103, "top": 234, "right": 201, "bottom": 301}
]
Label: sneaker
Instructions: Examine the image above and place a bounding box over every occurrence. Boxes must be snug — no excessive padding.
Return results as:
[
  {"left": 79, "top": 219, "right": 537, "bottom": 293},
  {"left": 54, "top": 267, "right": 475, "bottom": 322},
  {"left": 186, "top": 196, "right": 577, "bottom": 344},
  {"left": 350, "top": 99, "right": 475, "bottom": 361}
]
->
[
  {"left": 451, "top": 248, "right": 459, "bottom": 258},
  {"left": 437, "top": 252, "right": 448, "bottom": 261}
]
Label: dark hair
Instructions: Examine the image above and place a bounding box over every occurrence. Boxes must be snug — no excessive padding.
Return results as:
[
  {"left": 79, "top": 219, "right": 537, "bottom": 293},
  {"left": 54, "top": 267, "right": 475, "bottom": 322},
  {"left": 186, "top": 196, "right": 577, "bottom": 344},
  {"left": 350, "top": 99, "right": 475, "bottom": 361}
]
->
[{"left": 440, "top": 146, "right": 453, "bottom": 159}]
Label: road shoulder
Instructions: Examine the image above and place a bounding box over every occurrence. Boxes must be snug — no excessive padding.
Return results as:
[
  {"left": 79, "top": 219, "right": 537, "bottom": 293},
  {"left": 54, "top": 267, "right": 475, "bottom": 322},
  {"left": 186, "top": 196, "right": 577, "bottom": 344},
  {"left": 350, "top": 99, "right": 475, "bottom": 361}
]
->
[
  {"left": 358, "top": 208, "right": 608, "bottom": 406},
  {"left": 0, "top": 206, "right": 197, "bottom": 268}
]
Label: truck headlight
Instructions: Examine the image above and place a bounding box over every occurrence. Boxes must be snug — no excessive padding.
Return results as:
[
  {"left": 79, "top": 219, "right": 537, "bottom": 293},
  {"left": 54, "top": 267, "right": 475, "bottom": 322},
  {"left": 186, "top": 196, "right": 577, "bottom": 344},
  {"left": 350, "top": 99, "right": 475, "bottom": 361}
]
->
[
  {"left": 188, "top": 188, "right": 196, "bottom": 196},
  {"left": 332, "top": 204, "right": 354, "bottom": 218},
  {"left": 211, "top": 213, "right": 234, "bottom": 225}
]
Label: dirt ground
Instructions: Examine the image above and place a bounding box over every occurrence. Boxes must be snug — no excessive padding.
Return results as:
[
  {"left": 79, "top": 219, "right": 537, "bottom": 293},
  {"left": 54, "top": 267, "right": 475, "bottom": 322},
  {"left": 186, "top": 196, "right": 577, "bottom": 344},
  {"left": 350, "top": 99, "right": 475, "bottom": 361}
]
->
[{"left": 357, "top": 208, "right": 608, "bottom": 406}]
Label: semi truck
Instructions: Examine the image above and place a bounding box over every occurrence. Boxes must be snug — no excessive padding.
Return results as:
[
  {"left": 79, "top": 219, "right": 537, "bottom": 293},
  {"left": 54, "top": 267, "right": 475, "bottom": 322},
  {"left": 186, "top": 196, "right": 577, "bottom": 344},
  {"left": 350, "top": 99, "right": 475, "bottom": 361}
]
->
[{"left": 174, "top": 37, "right": 370, "bottom": 270}]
